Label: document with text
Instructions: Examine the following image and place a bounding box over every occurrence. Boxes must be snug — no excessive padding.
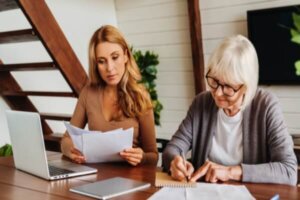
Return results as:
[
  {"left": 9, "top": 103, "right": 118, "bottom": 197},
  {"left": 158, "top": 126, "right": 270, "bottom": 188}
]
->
[
  {"left": 65, "top": 122, "right": 133, "bottom": 163},
  {"left": 149, "top": 182, "right": 254, "bottom": 200}
]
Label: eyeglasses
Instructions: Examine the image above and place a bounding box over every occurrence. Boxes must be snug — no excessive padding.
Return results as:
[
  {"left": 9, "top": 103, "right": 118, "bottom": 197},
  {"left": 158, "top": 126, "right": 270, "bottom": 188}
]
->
[{"left": 205, "top": 74, "right": 243, "bottom": 97}]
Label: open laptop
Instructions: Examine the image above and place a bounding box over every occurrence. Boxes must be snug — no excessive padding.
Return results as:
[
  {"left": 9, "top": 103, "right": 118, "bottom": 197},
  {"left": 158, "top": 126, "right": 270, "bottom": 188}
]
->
[{"left": 6, "top": 110, "right": 97, "bottom": 180}]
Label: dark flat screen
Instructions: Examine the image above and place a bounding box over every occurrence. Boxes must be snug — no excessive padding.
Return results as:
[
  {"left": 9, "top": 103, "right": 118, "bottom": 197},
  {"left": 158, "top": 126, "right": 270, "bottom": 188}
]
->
[{"left": 247, "top": 5, "right": 300, "bottom": 85}]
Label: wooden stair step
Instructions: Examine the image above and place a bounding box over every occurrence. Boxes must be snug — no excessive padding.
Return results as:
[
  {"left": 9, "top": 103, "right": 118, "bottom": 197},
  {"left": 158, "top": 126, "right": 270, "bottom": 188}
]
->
[
  {"left": 44, "top": 133, "right": 63, "bottom": 152},
  {"left": 0, "top": 29, "right": 38, "bottom": 44},
  {"left": 44, "top": 133, "right": 63, "bottom": 142},
  {"left": 17, "top": 0, "right": 88, "bottom": 95},
  {"left": 1, "top": 91, "right": 75, "bottom": 97},
  {"left": 40, "top": 112, "right": 72, "bottom": 121},
  {"left": 0, "top": 62, "right": 57, "bottom": 72},
  {"left": 0, "top": 60, "right": 53, "bottom": 135},
  {"left": 0, "top": 0, "right": 19, "bottom": 11}
]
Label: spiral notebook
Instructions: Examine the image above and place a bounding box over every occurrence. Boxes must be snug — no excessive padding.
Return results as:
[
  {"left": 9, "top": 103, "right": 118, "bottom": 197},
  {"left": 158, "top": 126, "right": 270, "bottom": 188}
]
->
[{"left": 155, "top": 172, "right": 196, "bottom": 187}]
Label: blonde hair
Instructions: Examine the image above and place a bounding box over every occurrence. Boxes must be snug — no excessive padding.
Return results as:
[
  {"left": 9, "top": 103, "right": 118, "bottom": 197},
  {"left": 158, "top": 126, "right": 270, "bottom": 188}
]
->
[
  {"left": 88, "top": 25, "right": 152, "bottom": 118},
  {"left": 206, "top": 35, "right": 259, "bottom": 110}
]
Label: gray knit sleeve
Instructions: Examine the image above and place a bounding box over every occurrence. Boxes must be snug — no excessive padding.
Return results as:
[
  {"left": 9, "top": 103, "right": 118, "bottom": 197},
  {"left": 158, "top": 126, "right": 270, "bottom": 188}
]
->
[
  {"left": 162, "top": 96, "right": 197, "bottom": 171},
  {"left": 242, "top": 93, "right": 298, "bottom": 185}
]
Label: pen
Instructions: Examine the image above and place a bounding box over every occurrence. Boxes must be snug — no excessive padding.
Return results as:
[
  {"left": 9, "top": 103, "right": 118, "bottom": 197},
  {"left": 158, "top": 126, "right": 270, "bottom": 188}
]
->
[
  {"left": 270, "top": 194, "right": 280, "bottom": 200},
  {"left": 180, "top": 150, "right": 189, "bottom": 182}
]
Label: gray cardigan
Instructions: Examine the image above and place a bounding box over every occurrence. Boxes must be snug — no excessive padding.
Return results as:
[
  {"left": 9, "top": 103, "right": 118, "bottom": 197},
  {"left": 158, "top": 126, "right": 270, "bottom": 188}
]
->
[{"left": 162, "top": 88, "right": 298, "bottom": 185}]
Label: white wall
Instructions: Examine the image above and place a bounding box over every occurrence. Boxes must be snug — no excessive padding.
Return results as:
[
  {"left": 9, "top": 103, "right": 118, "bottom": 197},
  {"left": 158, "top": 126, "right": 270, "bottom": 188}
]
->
[
  {"left": 2, "top": 0, "right": 297, "bottom": 147},
  {"left": 0, "top": 0, "right": 117, "bottom": 146},
  {"left": 199, "top": 0, "right": 300, "bottom": 136},
  {"left": 115, "top": 0, "right": 195, "bottom": 140},
  {"left": 115, "top": 0, "right": 300, "bottom": 139}
]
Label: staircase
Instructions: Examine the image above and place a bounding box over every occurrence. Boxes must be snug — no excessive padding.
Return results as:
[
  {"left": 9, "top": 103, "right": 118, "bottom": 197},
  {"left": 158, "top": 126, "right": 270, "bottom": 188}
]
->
[{"left": 0, "top": 0, "right": 88, "bottom": 151}]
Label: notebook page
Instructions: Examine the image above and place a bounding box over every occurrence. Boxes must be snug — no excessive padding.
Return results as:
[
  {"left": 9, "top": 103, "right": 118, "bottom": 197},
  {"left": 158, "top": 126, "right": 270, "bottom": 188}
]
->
[
  {"left": 155, "top": 172, "right": 196, "bottom": 187},
  {"left": 149, "top": 183, "right": 255, "bottom": 200}
]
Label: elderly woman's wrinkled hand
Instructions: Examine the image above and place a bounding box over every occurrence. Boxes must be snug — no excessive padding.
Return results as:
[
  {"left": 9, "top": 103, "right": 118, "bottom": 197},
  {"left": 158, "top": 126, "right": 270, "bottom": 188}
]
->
[
  {"left": 170, "top": 155, "right": 194, "bottom": 181},
  {"left": 190, "top": 160, "right": 242, "bottom": 183}
]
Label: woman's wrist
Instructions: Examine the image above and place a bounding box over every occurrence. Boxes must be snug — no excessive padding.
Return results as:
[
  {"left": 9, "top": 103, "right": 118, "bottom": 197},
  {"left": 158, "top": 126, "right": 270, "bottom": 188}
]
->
[
  {"left": 61, "top": 137, "right": 72, "bottom": 157},
  {"left": 229, "top": 165, "right": 242, "bottom": 181}
]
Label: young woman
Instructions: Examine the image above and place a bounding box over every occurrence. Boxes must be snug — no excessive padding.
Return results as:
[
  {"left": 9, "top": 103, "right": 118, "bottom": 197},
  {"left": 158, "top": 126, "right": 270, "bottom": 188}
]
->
[{"left": 61, "top": 25, "right": 158, "bottom": 166}]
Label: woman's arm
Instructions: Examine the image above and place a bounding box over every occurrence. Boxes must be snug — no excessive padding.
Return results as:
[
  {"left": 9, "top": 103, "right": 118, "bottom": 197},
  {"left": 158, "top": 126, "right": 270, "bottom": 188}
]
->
[
  {"left": 119, "top": 109, "right": 158, "bottom": 166},
  {"left": 138, "top": 109, "right": 158, "bottom": 165},
  {"left": 162, "top": 98, "right": 196, "bottom": 172},
  {"left": 242, "top": 94, "right": 298, "bottom": 185},
  {"left": 60, "top": 87, "right": 88, "bottom": 162}
]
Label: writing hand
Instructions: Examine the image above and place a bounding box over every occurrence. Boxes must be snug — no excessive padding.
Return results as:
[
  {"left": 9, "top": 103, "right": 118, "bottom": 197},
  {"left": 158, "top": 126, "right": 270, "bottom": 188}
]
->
[
  {"left": 170, "top": 155, "right": 194, "bottom": 181},
  {"left": 120, "top": 147, "right": 143, "bottom": 166}
]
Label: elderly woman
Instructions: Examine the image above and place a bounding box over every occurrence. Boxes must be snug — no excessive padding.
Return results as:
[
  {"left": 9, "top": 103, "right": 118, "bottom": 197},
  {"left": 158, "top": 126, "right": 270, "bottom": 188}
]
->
[{"left": 163, "top": 35, "right": 297, "bottom": 185}]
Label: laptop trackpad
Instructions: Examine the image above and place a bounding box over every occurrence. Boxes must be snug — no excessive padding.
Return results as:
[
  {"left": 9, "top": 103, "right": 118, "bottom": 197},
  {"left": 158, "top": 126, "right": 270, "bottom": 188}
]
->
[{"left": 48, "top": 159, "right": 95, "bottom": 172}]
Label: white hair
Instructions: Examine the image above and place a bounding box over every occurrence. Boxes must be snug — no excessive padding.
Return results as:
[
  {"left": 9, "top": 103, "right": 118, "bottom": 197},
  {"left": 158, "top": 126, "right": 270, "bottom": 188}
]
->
[{"left": 206, "top": 35, "right": 259, "bottom": 110}]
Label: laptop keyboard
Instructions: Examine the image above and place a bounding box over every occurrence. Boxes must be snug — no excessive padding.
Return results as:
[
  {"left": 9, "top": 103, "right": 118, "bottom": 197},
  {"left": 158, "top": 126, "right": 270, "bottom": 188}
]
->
[{"left": 48, "top": 165, "right": 75, "bottom": 176}]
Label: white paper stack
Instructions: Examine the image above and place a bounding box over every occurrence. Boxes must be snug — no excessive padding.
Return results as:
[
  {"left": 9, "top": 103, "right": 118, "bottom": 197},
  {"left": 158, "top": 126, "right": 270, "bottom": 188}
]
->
[
  {"left": 64, "top": 122, "right": 133, "bottom": 163},
  {"left": 148, "top": 183, "right": 255, "bottom": 200}
]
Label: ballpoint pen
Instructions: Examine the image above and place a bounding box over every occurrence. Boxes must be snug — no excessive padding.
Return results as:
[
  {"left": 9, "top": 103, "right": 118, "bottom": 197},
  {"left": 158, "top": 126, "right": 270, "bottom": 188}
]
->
[
  {"left": 180, "top": 150, "right": 188, "bottom": 200},
  {"left": 180, "top": 150, "right": 189, "bottom": 182}
]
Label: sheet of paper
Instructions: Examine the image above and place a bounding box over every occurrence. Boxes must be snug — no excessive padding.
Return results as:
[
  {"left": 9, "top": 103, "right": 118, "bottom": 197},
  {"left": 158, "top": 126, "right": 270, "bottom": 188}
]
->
[
  {"left": 82, "top": 128, "right": 133, "bottom": 163},
  {"left": 65, "top": 123, "right": 133, "bottom": 163},
  {"left": 149, "top": 187, "right": 186, "bottom": 200},
  {"left": 149, "top": 183, "right": 255, "bottom": 200},
  {"left": 65, "top": 122, "right": 92, "bottom": 151}
]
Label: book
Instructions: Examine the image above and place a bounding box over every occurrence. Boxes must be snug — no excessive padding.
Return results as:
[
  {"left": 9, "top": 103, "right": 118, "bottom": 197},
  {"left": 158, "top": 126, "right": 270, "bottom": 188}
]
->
[
  {"left": 155, "top": 172, "right": 196, "bottom": 187},
  {"left": 70, "top": 177, "right": 150, "bottom": 199}
]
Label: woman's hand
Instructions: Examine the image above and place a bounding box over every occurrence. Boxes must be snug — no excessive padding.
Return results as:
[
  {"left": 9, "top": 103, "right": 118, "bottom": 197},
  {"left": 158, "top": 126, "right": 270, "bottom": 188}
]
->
[
  {"left": 170, "top": 155, "right": 194, "bottom": 181},
  {"left": 61, "top": 136, "right": 85, "bottom": 164},
  {"left": 68, "top": 147, "right": 86, "bottom": 164},
  {"left": 190, "top": 160, "right": 242, "bottom": 183},
  {"left": 120, "top": 147, "right": 144, "bottom": 166}
]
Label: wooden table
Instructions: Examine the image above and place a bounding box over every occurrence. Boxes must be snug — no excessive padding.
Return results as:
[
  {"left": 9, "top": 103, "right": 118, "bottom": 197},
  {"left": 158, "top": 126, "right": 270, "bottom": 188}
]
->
[{"left": 0, "top": 152, "right": 299, "bottom": 200}]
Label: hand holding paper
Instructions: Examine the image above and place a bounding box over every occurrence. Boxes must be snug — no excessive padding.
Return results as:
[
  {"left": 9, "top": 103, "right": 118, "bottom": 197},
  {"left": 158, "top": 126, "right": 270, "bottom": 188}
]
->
[
  {"left": 120, "top": 147, "right": 144, "bottom": 166},
  {"left": 65, "top": 122, "right": 133, "bottom": 163}
]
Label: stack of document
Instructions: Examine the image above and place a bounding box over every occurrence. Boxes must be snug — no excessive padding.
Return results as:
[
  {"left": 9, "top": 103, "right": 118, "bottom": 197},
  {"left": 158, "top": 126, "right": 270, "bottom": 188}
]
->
[
  {"left": 149, "top": 182, "right": 255, "bottom": 200},
  {"left": 64, "top": 123, "right": 133, "bottom": 163}
]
